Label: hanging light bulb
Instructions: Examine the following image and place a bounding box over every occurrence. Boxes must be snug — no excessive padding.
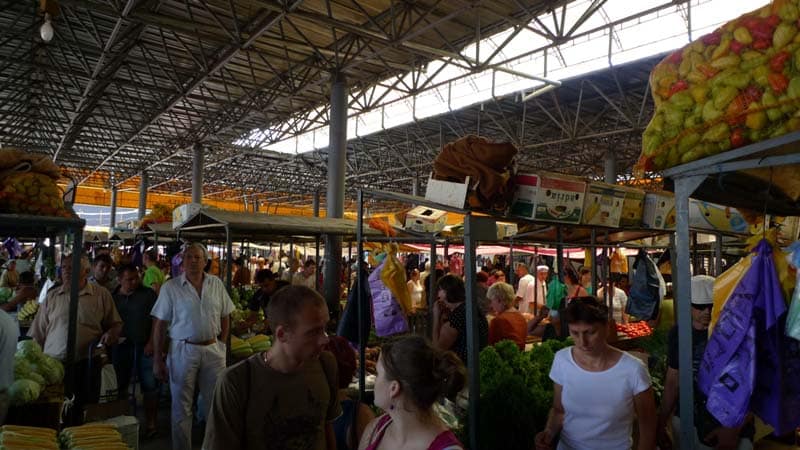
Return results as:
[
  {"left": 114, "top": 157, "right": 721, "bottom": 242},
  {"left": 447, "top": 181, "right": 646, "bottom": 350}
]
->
[{"left": 40, "top": 13, "right": 54, "bottom": 43}]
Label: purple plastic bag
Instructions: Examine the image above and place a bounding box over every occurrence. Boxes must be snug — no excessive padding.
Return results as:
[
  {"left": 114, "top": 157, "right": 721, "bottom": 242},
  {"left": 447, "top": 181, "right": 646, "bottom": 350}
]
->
[
  {"left": 368, "top": 262, "right": 408, "bottom": 337},
  {"left": 699, "top": 240, "right": 800, "bottom": 434}
]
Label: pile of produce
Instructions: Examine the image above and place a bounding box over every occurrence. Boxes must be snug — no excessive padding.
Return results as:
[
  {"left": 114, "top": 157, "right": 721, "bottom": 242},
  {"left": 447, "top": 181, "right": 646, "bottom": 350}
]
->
[
  {"left": 0, "top": 148, "right": 75, "bottom": 217},
  {"left": 0, "top": 287, "right": 12, "bottom": 305},
  {"left": 140, "top": 203, "right": 173, "bottom": 228},
  {"left": 471, "top": 338, "right": 572, "bottom": 450},
  {"left": 59, "top": 423, "right": 128, "bottom": 449},
  {"left": 363, "top": 346, "right": 380, "bottom": 375},
  {"left": 10, "top": 340, "right": 64, "bottom": 406},
  {"left": 638, "top": 1, "right": 800, "bottom": 173},
  {"left": 0, "top": 425, "right": 58, "bottom": 449},
  {"left": 231, "top": 334, "right": 271, "bottom": 359},
  {"left": 615, "top": 321, "right": 653, "bottom": 338},
  {"left": 16, "top": 300, "right": 39, "bottom": 323}
]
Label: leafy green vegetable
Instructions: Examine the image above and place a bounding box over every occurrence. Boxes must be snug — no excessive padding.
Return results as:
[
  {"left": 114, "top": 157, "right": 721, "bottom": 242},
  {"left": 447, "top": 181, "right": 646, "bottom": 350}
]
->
[
  {"left": 16, "top": 340, "right": 45, "bottom": 364},
  {"left": 467, "top": 337, "right": 573, "bottom": 450},
  {"left": 8, "top": 379, "right": 41, "bottom": 405},
  {"left": 0, "top": 287, "right": 12, "bottom": 303}
]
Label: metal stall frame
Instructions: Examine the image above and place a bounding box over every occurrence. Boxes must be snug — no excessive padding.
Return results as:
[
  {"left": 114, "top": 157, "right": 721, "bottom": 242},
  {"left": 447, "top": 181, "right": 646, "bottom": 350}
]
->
[
  {"left": 663, "top": 130, "right": 800, "bottom": 450},
  {"left": 0, "top": 213, "right": 85, "bottom": 399}
]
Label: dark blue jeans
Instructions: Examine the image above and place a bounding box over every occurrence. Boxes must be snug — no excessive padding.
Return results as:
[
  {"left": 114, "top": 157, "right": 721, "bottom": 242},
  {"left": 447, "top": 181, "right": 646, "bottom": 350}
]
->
[{"left": 112, "top": 341, "right": 158, "bottom": 399}]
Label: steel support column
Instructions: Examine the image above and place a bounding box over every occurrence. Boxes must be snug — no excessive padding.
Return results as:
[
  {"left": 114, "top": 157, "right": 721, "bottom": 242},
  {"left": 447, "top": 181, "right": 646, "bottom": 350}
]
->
[
  {"left": 137, "top": 171, "right": 148, "bottom": 220},
  {"left": 324, "top": 74, "right": 347, "bottom": 322},
  {"left": 673, "top": 174, "right": 706, "bottom": 450},
  {"left": 604, "top": 151, "right": 617, "bottom": 184},
  {"left": 109, "top": 184, "right": 118, "bottom": 232},
  {"left": 192, "top": 143, "right": 204, "bottom": 204}
]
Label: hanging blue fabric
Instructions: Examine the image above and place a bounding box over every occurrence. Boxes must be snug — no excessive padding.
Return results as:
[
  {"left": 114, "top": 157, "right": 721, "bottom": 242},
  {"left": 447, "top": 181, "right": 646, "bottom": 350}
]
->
[{"left": 625, "top": 249, "right": 660, "bottom": 320}]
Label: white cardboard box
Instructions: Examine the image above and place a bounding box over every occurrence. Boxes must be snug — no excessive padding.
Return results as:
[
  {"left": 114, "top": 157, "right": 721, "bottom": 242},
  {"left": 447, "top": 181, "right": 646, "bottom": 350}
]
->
[
  {"left": 424, "top": 174, "right": 470, "bottom": 209},
  {"left": 510, "top": 172, "right": 586, "bottom": 224},
  {"left": 404, "top": 206, "right": 448, "bottom": 233},
  {"left": 619, "top": 186, "right": 646, "bottom": 228},
  {"left": 172, "top": 203, "right": 201, "bottom": 229},
  {"left": 642, "top": 192, "right": 676, "bottom": 229},
  {"left": 581, "top": 182, "right": 626, "bottom": 227},
  {"left": 688, "top": 200, "right": 748, "bottom": 233}
]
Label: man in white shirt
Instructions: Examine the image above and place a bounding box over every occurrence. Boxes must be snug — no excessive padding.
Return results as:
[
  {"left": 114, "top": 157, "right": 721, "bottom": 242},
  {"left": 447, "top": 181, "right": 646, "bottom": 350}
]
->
[
  {"left": 524, "top": 265, "right": 549, "bottom": 315},
  {"left": 515, "top": 263, "right": 535, "bottom": 313},
  {"left": 292, "top": 259, "right": 317, "bottom": 290},
  {"left": 151, "top": 243, "right": 234, "bottom": 450}
]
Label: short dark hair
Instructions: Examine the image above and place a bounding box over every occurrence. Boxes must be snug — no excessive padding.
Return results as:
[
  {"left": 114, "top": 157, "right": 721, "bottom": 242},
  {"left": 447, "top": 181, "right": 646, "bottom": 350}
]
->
[
  {"left": 476, "top": 271, "right": 489, "bottom": 283},
  {"left": 254, "top": 269, "right": 275, "bottom": 283},
  {"left": 144, "top": 249, "right": 158, "bottom": 261},
  {"left": 304, "top": 259, "right": 316, "bottom": 268},
  {"left": 564, "top": 296, "right": 609, "bottom": 325},
  {"left": 118, "top": 264, "right": 139, "bottom": 277},
  {"left": 436, "top": 274, "right": 465, "bottom": 304},
  {"left": 93, "top": 254, "right": 113, "bottom": 267},
  {"left": 19, "top": 271, "right": 35, "bottom": 285},
  {"left": 266, "top": 285, "right": 326, "bottom": 329},
  {"left": 381, "top": 335, "right": 466, "bottom": 410},
  {"left": 564, "top": 267, "right": 580, "bottom": 285}
]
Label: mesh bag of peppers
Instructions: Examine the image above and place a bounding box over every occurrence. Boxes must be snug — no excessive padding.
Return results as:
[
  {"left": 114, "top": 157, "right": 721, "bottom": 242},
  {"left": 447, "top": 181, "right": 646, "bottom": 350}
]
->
[{"left": 637, "top": 0, "right": 800, "bottom": 174}]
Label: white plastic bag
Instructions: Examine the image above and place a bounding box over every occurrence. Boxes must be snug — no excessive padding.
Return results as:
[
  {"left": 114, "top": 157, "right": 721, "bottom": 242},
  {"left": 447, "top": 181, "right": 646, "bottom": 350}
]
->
[{"left": 98, "top": 363, "right": 118, "bottom": 403}]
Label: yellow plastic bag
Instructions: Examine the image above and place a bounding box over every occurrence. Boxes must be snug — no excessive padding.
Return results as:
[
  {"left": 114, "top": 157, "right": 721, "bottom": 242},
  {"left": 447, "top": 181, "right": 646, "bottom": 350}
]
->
[
  {"left": 610, "top": 249, "right": 628, "bottom": 274},
  {"left": 380, "top": 243, "right": 413, "bottom": 314},
  {"left": 710, "top": 253, "right": 753, "bottom": 332}
]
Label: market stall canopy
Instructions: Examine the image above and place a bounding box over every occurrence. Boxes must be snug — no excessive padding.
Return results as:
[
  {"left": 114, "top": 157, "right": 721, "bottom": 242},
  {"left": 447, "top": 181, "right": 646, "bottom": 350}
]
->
[
  {"left": 83, "top": 230, "right": 108, "bottom": 242},
  {"left": 176, "top": 209, "right": 382, "bottom": 241}
]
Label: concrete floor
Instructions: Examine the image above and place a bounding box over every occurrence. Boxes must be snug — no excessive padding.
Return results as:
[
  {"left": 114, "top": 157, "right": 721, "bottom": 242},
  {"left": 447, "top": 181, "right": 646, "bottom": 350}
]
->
[{"left": 126, "top": 392, "right": 206, "bottom": 450}]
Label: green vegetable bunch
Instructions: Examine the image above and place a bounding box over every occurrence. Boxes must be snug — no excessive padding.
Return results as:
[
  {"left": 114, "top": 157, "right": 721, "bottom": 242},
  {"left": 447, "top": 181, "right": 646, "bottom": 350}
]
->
[{"left": 469, "top": 338, "right": 573, "bottom": 450}]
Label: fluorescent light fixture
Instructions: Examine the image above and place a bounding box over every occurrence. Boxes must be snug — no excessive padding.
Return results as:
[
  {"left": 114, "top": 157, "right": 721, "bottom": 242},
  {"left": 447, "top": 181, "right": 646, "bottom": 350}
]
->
[{"left": 521, "top": 83, "right": 558, "bottom": 102}]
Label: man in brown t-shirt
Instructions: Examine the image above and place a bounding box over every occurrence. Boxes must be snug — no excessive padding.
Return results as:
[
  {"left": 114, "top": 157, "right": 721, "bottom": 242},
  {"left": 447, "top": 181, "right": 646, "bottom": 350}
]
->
[{"left": 204, "top": 285, "right": 340, "bottom": 450}]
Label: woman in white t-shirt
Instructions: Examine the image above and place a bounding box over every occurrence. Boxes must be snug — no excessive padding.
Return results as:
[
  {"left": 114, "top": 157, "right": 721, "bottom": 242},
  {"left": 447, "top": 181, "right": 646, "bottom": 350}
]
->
[
  {"left": 407, "top": 269, "right": 424, "bottom": 310},
  {"left": 535, "top": 297, "right": 656, "bottom": 450}
]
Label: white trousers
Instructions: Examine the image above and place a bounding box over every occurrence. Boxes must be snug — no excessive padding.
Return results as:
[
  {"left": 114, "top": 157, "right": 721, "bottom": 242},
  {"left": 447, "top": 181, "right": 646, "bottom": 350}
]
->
[
  {"left": 671, "top": 416, "right": 753, "bottom": 450},
  {"left": 168, "top": 340, "right": 226, "bottom": 450}
]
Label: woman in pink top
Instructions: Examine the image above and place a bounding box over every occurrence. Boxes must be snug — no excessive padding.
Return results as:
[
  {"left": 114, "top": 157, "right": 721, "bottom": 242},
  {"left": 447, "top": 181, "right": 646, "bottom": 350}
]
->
[{"left": 359, "top": 335, "right": 465, "bottom": 450}]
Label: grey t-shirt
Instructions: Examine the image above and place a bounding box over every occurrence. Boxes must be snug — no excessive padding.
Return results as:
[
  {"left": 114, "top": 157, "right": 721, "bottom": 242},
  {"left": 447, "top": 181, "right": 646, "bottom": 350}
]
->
[{"left": 204, "top": 351, "right": 341, "bottom": 450}]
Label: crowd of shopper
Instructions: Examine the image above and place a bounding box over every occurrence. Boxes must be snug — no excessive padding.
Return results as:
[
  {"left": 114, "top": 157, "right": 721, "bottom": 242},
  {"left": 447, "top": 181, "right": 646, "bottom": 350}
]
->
[{"left": 0, "top": 241, "right": 761, "bottom": 450}]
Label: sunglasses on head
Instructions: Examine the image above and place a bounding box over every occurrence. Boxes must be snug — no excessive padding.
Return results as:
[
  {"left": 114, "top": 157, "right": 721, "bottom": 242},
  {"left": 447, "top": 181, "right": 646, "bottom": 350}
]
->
[{"left": 691, "top": 303, "right": 713, "bottom": 311}]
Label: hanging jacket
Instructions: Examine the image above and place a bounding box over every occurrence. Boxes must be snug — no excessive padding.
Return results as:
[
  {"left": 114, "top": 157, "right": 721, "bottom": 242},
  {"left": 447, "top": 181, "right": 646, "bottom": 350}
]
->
[{"left": 626, "top": 249, "right": 660, "bottom": 320}]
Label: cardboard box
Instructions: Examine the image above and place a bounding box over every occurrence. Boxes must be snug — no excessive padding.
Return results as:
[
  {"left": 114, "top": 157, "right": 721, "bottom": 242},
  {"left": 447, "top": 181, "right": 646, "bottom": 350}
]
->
[
  {"left": 509, "top": 173, "right": 541, "bottom": 220},
  {"left": 424, "top": 174, "right": 470, "bottom": 209},
  {"left": 688, "top": 200, "right": 748, "bottom": 233},
  {"left": 404, "top": 206, "right": 448, "bottom": 233},
  {"left": 172, "top": 203, "right": 201, "bottom": 229},
  {"left": 496, "top": 222, "right": 518, "bottom": 239},
  {"left": 642, "top": 192, "right": 676, "bottom": 229},
  {"left": 619, "top": 186, "right": 646, "bottom": 228},
  {"left": 510, "top": 172, "right": 586, "bottom": 224},
  {"left": 581, "top": 182, "right": 626, "bottom": 227}
]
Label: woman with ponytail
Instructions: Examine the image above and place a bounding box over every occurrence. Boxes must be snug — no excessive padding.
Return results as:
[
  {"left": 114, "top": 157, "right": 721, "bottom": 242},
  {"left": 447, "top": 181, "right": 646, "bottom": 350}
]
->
[{"left": 359, "top": 335, "right": 466, "bottom": 450}]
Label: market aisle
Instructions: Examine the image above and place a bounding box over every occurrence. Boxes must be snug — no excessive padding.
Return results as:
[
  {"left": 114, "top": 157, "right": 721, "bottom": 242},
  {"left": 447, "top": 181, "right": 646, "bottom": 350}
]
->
[{"left": 138, "top": 399, "right": 204, "bottom": 450}]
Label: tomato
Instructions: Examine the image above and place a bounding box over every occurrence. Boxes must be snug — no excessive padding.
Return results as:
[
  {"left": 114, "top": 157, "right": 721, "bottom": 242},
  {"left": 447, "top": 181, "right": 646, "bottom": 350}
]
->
[
  {"left": 668, "top": 79, "right": 689, "bottom": 97},
  {"left": 753, "top": 39, "right": 771, "bottom": 50},
  {"left": 731, "top": 127, "right": 747, "bottom": 147},
  {"left": 769, "top": 73, "right": 789, "bottom": 94},
  {"left": 701, "top": 32, "right": 722, "bottom": 46},
  {"left": 770, "top": 51, "right": 791, "bottom": 72},
  {"left": 667, "top": 51, "right": 683, "bottom": 65}
]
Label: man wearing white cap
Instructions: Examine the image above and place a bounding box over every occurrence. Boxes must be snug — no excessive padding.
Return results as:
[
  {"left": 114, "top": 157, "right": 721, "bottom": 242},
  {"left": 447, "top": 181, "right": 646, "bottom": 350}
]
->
[{"left": 657, "top": 274, "right": 754, "bottom": 450}]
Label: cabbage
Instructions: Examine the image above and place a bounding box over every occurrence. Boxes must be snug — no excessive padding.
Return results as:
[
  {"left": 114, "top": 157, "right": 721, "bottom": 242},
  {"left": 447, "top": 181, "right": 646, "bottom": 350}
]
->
[
  {"left": 39, "top": 356, "right": 64, "bottom": 384},
  {"left": 16, "top": 339, "right": 44, "bottom": 363},
  {"left": 14, "top": 356, "right": 46, "bottom": 385},
  {"left": 0, "top": 286, "right": 11, "bottom": 302},
  {"left": 8, "top": 379, "right": 41, "bottom": 405}
]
